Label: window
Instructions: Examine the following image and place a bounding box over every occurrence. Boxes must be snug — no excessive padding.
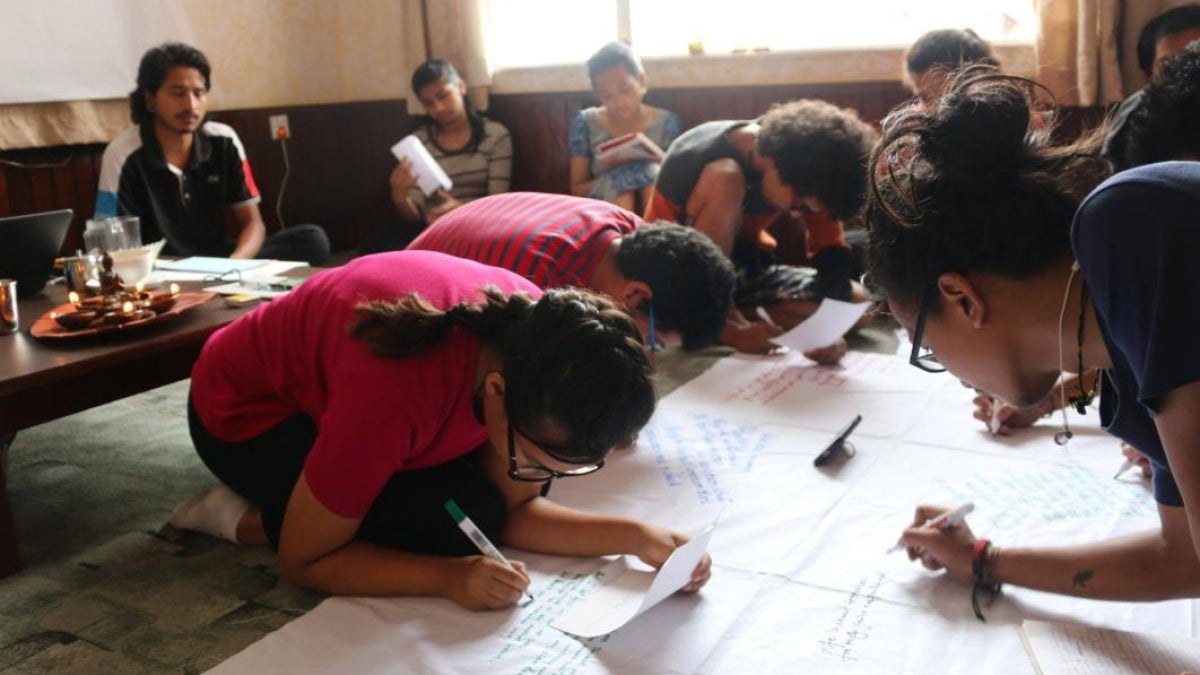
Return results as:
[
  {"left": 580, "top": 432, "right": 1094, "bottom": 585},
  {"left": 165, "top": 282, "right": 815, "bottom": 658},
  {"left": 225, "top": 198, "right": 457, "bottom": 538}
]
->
[{"left": 489, "top": 0, "right": 1036, "bottom": 70}]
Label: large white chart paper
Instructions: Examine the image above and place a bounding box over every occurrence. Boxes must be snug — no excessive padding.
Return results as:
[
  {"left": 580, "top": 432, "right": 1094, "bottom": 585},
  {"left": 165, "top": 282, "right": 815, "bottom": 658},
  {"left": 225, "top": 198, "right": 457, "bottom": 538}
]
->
[
  {"left": 1019, "top": 620, "right": 1200, "bottom": 674},
  {"left": 215, "top": 351, "right": 1198, "bottom": 674},
  {"left": 551, "top": 525, "right": 715, "bottom": 638}
]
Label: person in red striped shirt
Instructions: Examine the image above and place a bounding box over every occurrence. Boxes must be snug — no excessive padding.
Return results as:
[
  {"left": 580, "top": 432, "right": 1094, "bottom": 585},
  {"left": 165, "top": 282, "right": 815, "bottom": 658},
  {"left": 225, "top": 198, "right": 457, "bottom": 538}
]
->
[{"left": 407, "top": 191, "right": 736, "bottom": 351}]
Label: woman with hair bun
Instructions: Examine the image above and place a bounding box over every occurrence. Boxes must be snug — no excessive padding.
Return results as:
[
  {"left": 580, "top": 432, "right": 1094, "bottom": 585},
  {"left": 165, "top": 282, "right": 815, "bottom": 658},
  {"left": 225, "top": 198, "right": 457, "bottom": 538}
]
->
[
  {"left": 868, "top": 67, "right": 1200, "bottom": 607},
  {"left": 171, "top": 251, "right": 710, "bottom": 609}
]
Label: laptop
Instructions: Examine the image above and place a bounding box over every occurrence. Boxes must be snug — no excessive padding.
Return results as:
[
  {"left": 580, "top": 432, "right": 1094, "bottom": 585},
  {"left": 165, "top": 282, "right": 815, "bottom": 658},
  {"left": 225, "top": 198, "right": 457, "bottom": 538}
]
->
[{"left": 0, "top": 209, "right": 73, "bottom": 297}]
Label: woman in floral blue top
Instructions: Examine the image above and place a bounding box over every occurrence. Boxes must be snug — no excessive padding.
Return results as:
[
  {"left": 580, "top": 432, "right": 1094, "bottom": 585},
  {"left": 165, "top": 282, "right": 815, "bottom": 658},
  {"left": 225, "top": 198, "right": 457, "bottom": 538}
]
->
[{"left": 569, "top": 42, "right": 682, "bottom": 214}]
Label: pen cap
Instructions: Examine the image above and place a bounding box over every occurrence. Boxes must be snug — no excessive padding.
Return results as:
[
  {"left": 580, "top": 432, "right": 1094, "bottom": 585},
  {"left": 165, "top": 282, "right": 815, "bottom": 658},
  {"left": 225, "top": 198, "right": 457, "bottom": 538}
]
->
[{"left": 444, "top": 499, "right": 466, "bottom": 524}]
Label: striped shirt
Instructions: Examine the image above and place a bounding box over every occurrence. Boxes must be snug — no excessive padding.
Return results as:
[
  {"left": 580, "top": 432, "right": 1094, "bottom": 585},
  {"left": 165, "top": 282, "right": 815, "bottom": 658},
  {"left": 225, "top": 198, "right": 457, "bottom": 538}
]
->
[
  {"left": 406, "top": 192, "right": 640, "bottom": 288},
  {"left": 410, "top": 118, "right": 512, "bottom": 215}
]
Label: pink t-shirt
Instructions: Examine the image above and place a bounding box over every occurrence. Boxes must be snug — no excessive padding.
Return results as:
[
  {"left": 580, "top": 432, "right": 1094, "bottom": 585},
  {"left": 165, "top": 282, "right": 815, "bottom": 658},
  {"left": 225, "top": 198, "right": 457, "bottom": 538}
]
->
[{"left": 190, "top": 251, "right": 542, "bottom": 518}]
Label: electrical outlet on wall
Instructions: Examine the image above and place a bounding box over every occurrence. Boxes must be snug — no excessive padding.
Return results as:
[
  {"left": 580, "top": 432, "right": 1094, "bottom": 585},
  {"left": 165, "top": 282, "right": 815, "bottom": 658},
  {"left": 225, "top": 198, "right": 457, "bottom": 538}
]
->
[{"left": 268, "top": 114, "right": 290, "bottom": 141}]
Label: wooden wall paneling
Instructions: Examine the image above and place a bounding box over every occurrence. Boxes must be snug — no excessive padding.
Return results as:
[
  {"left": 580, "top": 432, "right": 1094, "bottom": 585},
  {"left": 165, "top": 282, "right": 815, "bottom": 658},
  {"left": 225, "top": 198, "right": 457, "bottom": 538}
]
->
[
  {"left": 0, "top": 162, "right": 9, "bottom": 217},
  {"left": 209, "top": 99, "right": 416, "bottom": 252},
  {"left": 65, "top": 153, "right": 101, "bottom": 253},
  {"left": 4, "top": 161, "right": 35, "bottom": 218},
  {"left": 49, "top": 159, "right": 76, "bottom": 252}
]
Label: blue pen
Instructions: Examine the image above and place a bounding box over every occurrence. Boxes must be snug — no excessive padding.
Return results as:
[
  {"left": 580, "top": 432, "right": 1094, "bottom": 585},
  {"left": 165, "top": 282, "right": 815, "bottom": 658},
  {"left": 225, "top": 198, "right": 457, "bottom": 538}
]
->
[{"left": 647, "top": 301, "right": 658, "bottom": 353}]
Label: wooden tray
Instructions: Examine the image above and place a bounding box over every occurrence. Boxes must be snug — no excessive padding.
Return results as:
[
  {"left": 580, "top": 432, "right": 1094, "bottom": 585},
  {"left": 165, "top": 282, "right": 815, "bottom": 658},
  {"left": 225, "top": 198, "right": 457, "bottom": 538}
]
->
[{"left": 29, "top": 292, "right": 217, "bottom": 340}]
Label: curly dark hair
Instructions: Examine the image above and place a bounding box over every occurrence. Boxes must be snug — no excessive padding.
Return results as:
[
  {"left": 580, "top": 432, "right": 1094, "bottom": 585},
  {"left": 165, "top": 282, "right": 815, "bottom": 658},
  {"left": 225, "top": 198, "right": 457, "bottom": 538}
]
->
[
  {"left": 1118, "top": 43, "right": 1200, "bottom": 170},
  {"left": 904, "top": 28, "right": 998, "bottom": 77},
  {"left": 614, "top": 221, "right": 736, "bottom": 350},
  {"left": 865, "top": 68, "right": 1109, "bottom": 310},
  {"left": 756, "top": 99, "right": 878, "bottom": 220},
  {"left": 349, "top": 286, "right": 655, "bottom": 464},
  {"left": 586, "top": 41, "right": 644, "bottom": 84},
  {"left": 1136, "top": 3, "right": 1200, "bottom": 77},
  {"left": 129, "top": 43, "right": 211, "bottom": 126}
]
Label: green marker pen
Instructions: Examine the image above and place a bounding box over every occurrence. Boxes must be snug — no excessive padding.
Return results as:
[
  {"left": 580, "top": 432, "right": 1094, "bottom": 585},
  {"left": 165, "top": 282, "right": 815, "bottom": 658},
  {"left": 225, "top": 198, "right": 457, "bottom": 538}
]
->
[{"left": 444, "top": 499, "right": 534, "bottom": 604}]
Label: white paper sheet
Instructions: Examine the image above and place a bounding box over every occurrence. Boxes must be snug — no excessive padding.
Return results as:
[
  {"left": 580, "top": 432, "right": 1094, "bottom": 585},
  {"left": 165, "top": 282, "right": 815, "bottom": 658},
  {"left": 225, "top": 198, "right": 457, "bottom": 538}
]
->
[
  {"left": 1019, "top": 620, "right": 1200, "bottom": 675},
  {"left": 770, "top": 299, "right": 871, "bottom": 352},
  {"left": 390, "top": 135, "right": 453, "bottom": 195},
  {"left": 211, "top": 554, "right": 763, "bottom": 675},
  {"left": 665, "top": 351, "right": 948, "bottom": 438},
  {"left": 551, "top": 525, "right": 715, "bottom": 638},
  {"left": 156, "top": 257, "right": 269, "bottom": 274},
  {"left": 216, "top": 350, "right": 1196, "bottom": 674}
]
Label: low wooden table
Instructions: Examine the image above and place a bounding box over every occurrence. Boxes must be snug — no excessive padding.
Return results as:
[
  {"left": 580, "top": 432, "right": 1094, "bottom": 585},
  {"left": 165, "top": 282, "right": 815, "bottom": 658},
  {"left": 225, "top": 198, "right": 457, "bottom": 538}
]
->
[{"left": 0, "top": 281, "right": 261, "bottom": 578}]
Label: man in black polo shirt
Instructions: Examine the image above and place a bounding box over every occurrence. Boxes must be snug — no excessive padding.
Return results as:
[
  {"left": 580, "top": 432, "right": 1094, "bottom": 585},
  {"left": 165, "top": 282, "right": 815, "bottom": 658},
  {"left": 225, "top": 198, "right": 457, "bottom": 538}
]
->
[{"left": 96, "top": 43, "right": 329, "bottom": 265}]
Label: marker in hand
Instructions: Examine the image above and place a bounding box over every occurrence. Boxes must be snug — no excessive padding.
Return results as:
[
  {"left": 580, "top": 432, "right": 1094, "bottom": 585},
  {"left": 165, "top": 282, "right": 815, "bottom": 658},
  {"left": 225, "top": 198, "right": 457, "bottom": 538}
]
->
[
  {"left": 445, "top": 499, "right": 534, "bottom": 605},
  {"left": 988, "top": 405, "right": 1003, "bottom": 436},
  {"left": 886, "top": 502, "right": 975, "bottom": 554},
  {"left": 755, "top": 306, "right": 778, "bottom": 327},
  {"left": 1113, "top": 458, "right": 1137, "bottom": 480}
]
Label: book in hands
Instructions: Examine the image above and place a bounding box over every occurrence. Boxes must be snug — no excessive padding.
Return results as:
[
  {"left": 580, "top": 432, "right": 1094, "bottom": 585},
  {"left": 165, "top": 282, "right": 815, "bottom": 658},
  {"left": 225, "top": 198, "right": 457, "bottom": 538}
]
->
[
  {"left": 596, "top": 132, "right": 663, "bottom": 165},
  {"left": 390, "top": 135, "right": 453, "bottom": 196}
]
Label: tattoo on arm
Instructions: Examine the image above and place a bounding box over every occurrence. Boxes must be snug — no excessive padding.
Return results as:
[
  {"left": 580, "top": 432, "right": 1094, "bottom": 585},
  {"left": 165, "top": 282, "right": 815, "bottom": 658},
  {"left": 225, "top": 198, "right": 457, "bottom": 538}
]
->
[{"left": 1072, "top": 569, "right": 1094, "bottom": 588}]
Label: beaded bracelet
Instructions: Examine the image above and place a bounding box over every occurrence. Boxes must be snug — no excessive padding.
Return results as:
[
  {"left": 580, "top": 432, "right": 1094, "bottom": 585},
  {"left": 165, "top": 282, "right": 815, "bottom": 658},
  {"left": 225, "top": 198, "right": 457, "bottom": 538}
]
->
[{"left": 971, "top": 538, "right": 1002, "bottom": 622}]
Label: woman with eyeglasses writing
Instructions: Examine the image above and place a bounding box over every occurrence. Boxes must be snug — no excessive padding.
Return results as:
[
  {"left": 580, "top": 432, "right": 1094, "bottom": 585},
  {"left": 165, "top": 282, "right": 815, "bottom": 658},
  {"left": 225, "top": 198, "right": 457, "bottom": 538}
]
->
[
  {"left": 171, "top": 250, "right": 710, "bottom": 608},
  {"left": 867, "top": 68, "right": 1200, "bottom": 607}
]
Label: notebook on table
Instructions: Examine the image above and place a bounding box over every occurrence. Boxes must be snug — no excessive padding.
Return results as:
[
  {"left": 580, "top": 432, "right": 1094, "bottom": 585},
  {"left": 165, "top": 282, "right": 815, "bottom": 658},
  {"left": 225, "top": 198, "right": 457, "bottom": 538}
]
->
[{"left": 156, "top": 257, "right": 269, "bottom": 275}]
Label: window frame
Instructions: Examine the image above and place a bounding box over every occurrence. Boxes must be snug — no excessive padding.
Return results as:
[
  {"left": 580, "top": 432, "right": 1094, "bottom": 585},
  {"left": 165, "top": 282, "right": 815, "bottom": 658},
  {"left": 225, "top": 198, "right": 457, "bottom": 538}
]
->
[{"left": 489, "top": 42, "right": 1036, "bottom": 95}]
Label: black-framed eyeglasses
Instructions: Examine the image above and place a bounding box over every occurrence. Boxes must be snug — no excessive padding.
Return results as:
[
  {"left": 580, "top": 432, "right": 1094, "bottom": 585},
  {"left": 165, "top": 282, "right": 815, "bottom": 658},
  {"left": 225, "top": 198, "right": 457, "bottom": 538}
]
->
[
  {"left": 909, "top": 286, "right": 947, "bottom": 373},
  {"left": 506, "top": 420, "right": 604, "bottom": 482}
]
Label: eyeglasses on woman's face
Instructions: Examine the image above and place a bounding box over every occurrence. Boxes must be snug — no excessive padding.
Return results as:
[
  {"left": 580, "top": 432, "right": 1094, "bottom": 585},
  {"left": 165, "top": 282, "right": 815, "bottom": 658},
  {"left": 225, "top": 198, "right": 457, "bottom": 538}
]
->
[
  {"left": 506, "top": 420, "right": 604, "bottom": 482},
  {"left": 910, "top": 286, "right": 947, "bottom": 374}
]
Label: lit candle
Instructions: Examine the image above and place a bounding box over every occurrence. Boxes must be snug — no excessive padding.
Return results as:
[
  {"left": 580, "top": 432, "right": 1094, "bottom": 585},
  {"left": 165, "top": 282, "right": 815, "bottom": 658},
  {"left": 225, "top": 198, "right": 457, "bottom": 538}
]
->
[
  {"left": 68, "top": 291, "right": 80, "bottom": 307},
  {"left": 122, "top": 301, "right": 134, "bottom": 314},
  {"left": 169, "top": 283, "right": 180, "bottom": 296},
  {"left": 135, "top": 280, "right": 145, "bottom": 293}
]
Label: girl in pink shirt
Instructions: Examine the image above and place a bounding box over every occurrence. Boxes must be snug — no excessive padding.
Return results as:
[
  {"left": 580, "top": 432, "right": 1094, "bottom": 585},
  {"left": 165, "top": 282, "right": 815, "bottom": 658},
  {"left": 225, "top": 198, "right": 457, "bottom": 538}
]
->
[{"left": 174, "top": 251, "right": 710, "bottom": 609}]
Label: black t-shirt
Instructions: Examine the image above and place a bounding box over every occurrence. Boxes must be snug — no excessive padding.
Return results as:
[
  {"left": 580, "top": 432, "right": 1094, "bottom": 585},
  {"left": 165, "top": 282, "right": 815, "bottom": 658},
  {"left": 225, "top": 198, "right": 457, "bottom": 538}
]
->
[
  {"left": 96, "top": 121, "right": 261, "bottom": 256},
  {"left": 651, "top": 120, "right": 775, "bottom": 222},
  {"left": 1071, "top": 161, "right": 1200, "bottom": 506},
  {"left": 649, "top": 120, "right": 777, "bottom": 276}
]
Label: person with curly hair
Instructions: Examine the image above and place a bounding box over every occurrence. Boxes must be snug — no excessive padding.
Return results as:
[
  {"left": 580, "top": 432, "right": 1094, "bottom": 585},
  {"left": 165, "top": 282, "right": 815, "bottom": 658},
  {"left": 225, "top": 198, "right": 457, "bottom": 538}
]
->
[
  {"left": 1111, "top": 43, "right": 1200, "bottom": 171},
  {"left": 644, "top": 100, "right": 877, "bottom": 356},
  {"left": 171, "top": 251, "right": 711, "bottom": 608},
  {"left": 985, "top": 45, "right": 1200, "bottom": 478},
  {"left": 407, "top": 191, "right": 735, "bottom": 351},
  {"left": 1103, "top": 4, "right": 1200, "bottom": 167},
  {"left": 866, "top": 67, "right": 1200, "bottom": 606}
]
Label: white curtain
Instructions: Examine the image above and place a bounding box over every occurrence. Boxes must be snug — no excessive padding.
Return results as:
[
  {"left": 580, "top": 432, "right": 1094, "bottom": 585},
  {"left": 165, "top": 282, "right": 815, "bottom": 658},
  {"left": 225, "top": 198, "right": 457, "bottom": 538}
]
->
[{"left": 402, "top": 0, "right": 494, "bottom": 115}]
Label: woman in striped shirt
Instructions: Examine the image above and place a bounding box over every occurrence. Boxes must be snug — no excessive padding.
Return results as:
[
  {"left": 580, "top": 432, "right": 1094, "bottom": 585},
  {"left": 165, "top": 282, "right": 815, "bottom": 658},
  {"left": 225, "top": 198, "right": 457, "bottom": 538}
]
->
[{"left": 367, "top": 59, "right": 513, "bottom": 252}]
